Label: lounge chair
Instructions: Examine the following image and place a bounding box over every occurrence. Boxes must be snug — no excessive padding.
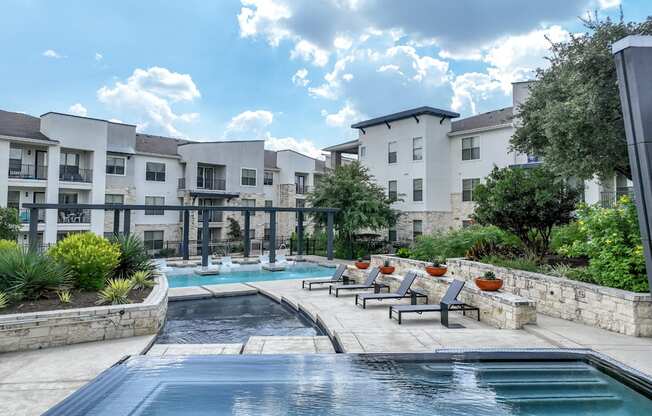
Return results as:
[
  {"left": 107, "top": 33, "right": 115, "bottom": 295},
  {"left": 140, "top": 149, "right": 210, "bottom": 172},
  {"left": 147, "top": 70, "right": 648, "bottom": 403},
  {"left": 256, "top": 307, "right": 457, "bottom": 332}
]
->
[
  {"left": 328, "top": 267, "right": 389, "bottom": 297},
  {"left": 302, "top": 264, "right": 349, "bottom": 290},
  {"left": 355, "top": 271, "right": 428, "bottom": 308},
  {"left": 388, "top": 279, "right": 479, "bottom": 326}
]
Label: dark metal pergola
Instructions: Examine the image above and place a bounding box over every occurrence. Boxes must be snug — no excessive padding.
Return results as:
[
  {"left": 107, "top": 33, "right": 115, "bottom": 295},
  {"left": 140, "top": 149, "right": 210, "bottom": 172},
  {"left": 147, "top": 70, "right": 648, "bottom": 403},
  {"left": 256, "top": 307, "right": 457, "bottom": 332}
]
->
[{"left": 22, "top": 203, "right": 339, "bottom": 267}]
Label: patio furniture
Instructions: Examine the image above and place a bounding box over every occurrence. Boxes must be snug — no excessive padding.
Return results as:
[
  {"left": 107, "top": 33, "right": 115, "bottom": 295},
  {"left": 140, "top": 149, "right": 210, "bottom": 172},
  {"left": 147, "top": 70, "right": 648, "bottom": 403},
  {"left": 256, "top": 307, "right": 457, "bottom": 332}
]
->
[
  {"left": 355, "top": 271, "right": 427, "bottom": 309},
  {"left": 302, "top": 264, "right": 350, "bottom": 290},
  {"left": 388, "top": 279, "right": 480, "bottom": 326},
  {"left": 328, "top": 267, "right": 389, "bottom": 297}
]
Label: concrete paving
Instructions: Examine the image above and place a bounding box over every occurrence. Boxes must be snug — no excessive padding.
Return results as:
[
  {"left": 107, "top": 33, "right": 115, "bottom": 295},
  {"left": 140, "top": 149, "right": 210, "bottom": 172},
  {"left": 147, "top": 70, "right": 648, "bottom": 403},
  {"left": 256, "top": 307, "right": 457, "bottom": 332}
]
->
[
  {"left": 0, "top": 335, "right": 154, "bottom": 416},
  {"left": 147, "top": 343, "right": 243, "bottom": 356},
  {"left": 242, "top": 336, "right": 335, "bottom": 354},
  {"left": 201, "top": 283, "right": 258, "bottom": 297},
  {"left": 167, "top": 285, "right": 212, "bottom": 300}
]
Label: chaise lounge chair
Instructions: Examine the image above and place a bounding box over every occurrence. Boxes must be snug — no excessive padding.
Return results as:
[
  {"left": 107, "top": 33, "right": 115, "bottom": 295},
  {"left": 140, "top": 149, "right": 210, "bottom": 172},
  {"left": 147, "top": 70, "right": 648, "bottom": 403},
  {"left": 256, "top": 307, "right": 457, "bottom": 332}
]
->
[
  {"left": 355, "top": 271, "right": 427, "bottom": 308},
  {"left": 302, "top": 264, "right": 349, "bottom": 290},
  {"left": 328, "top": 267, "right": 389, "bottom": 297},
  {"left": 388, "top": 279, "right": 479, "bottom": 326}
]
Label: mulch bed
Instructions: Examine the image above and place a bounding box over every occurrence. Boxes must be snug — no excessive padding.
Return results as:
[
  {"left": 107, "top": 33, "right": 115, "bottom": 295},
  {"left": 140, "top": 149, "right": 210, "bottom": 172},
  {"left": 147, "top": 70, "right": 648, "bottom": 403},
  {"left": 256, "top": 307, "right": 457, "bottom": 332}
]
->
[{"left": 0, "top": 287, "right": 153, "bottom": 315}]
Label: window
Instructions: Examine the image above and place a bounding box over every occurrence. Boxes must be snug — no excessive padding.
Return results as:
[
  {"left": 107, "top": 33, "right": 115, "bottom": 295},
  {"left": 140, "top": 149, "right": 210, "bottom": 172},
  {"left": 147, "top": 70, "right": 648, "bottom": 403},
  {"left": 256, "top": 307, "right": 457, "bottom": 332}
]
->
[
  {"left": 144, "top": 231, "right": 164, "bottom": 251},
  {"left": 388, "top": 226, "right": 397, "bottom": 242},
  {"left": 462, "top": 137, "right": 480, "bottom": 161},
  {"left": 197, "top": 166, "right": 217, "bottom": 189},
  {"left": 412, "top": 137, "right": 423, "bottom": 161},
  {"left": 241, "top": 168, "right": 257, "bottom": 186},
  {"left": 241, "top": 199, "right": 256, "bottom": 207},
  {"left": 264, "top": 170, "right": 274, "bottom": 185},
  {"left": 412, "top": 179, "right": 423, "bottom": 202},
  {"left": 105, "top": 194, "right": 124, "bottom": 205},
  {"left": 388, "top": 180, "right": 398, "bottom": 201},
  {"left": 7, "top": 191, "right": 20, "bottom": 210},
  {"left": 462, "top": 219, "right": 475, "bottom": 228},
  {"left": 296, "top": 198, "right": 306, "bottom": 208},
  {"left": 106, "top": 156, "right": 126, "bottom": 175},
  {"left": 265, "top": 200, "right": 273, "bottom": 208},
  {"left": 9, "top": 148, "right": 22, "bottom": 172},
  {"left": 388, "top": 141, "right": 397, "bottom": 164},
  {"left": 359, "top": 146, "right": 366, "bottom": 158},
  {"left": 462, "top": 178, "right": 481, "bottom": 202},
  {"left": 61, "top": 151, "right": 80, "bottom": 167},
  {"left": 249, "top": 229, "right": 256, "bottom": 239},
  {"left": 264, "top": 227, "right": 271, "bottom": 241},
  {"left": 145, "top": 196, "right": 165, "bottom": 215},
  {"left": 413, "top": 220, "right": 423, "bottom": 240},
  {"left": 146, "top": 162, "right": 166, "bottom": 181}
]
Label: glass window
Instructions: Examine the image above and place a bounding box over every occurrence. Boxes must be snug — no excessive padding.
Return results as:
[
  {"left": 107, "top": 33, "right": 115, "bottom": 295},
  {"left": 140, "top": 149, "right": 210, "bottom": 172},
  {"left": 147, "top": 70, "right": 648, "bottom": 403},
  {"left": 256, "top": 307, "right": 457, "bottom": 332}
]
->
[
  {"left": 241, "top": 199, "right": 256, "bottom": 207},
  {"left": 145, "top": 196, "right": 165, "bottom": 215},
  {"left": 412, "top": 137, "right": 423, "bottom": 161},
  {"left": 146, "top": 162, "right": 166, "bottom": 181},
  {"left": 388, "top": 141, "right": 397, "bottom": 164},
  {"left": 462, "top": 178, "right": 481, "bottom": 202},
  {"left": 388, "top": 226, "right": 397, "bottom": 242},
  {"left": 265, "top": 200, "right": 273, "bottom": 207},
  {"left": 413, "top": 178, "right": 423, "bottom": 202},
  {"left": 105, "top": 194, "right": 124, "bottom": 205},
  {"left": 241, "top": 168, "right": 257, "bottom": 186},
  {"left": 60, "top": 152, "right": 80, "bottom": 167},
  {"left": 296, "top": 198, "right": 306, "bottom": 208},
  {"left": 7, "top": 191, "right": 20, "bottom": 210},
  {"left": 359, "top": 146, "right": 366, "bottom": 158},
  {"left": 264, "top": 170, "right": 274, "bottom": 186},
  {"left": 197, "top": 166, "right": 217, "bottom": 189},
  {"left": 413, "top": 220, "right": 423, "bottom": 240},
  {"left": 9, "top": 148, "right": 22, "bottom": 172},
  {"left": 388, "top": 180, "right": 397, "bottom": 201},
  {"left": 144, "top": 231, "right": 164, "bottom": 251},
  {"left": 106, "top": 156, "right": 126, "bottom": 175},
  {"left": 462, "top": 137, "right": 480, "bottom": 161}
]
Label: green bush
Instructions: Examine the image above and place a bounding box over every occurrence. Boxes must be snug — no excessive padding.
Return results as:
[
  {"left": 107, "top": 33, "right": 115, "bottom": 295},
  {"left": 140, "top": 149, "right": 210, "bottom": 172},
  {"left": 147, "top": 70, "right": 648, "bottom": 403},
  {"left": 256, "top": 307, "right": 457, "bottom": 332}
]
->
[
  {"left": 0, "top": 248, "right": 72, "bottom": 300},
  {"left": 0, "top": 240, "right": 18, "bottom": 252},
  {"left": 480, "top": 255, "right": 541, "bottom": 273},
  {"left": 558, "top": 197, "right": 648, "bottom": 292},
  {"left": 111, "top": 234, "right": 155, "bottom": 279},
  {"left": 48, "top": 233, "right": 121, "bottom": 291},
  {"left": 97, "top": 278, "right": 132, "bottom": 305},
  {"left": 395, "top": 248, "right": 411, "bottom": 258},
  {"left": 0, "top": 207, "right": 20, "bottom": 241},
  {"left": 550, "top": 222, "right": 586, "bottom": 254}
]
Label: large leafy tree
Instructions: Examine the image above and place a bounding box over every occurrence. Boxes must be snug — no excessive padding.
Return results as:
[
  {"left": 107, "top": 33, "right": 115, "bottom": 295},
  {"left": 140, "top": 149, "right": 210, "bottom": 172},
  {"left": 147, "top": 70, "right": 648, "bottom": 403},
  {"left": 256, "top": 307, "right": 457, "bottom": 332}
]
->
[
  {"left": 473, "top": 166, "right": 581, "bottom": 259},
  {"left": 511, "top": 14, "right": 652, "bottom": 180},
  {"left": 308, "top": 162, "right": 397, "bottom": 258},
  {"left": 0, "top": 208, "right": 20, "bottom": 241}
]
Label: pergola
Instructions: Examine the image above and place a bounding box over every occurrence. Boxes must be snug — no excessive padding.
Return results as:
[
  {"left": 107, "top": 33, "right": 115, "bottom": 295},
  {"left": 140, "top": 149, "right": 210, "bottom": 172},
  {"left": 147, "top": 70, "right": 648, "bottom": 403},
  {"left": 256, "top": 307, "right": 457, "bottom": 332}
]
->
[{"left": 22, "top": 203, "right": 339, "bottom": 267}]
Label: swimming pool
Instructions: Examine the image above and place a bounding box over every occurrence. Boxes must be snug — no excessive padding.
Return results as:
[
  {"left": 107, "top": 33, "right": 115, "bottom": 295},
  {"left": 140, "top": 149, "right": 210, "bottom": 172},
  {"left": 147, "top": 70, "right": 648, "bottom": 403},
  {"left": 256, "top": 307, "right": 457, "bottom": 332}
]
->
[
  {"left": 165, "top": 263, "right": 332, "bottom": 287},
  {"left": 156, "top": 294, "right": 323, "bottom": 344},
  {"left": 45, "top": 353, "right": 652, "bottom": 415}
]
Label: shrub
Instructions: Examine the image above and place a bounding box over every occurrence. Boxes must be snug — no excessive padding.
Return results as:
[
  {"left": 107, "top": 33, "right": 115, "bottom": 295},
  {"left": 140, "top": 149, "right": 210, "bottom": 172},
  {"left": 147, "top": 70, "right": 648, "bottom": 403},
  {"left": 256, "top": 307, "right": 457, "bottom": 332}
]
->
[
  {"left": 395, "top": 248, "right": 411, "bottom": 258},
  {"left": 0, "top": 240, "right": 18, "bottom": 252},
  {"left": 48, "top": 233, "right": 121, "bottom": 291},
  {"left": 97, "top": 279, "right": 132, "bottom": 305},
  {"left": 0, "top": 207, "right": 20, "bottom": 241},
  {"left": 550, "top": 222, "right": 586, "bottom": 254},
  {"left": 57, "top": 290, "right": 72, "bottom": 304},
  {"left": 155, "top": 247, "right": 177, "bottom": 258},
  {"left": 111, "top": 234, "right": 155, "bottom": 279},
  {"left": 0, "top": 248, "right": 72, "bottom": 300},
  {"left": 130, "top": 271, "right": 156, "bottom": 290},
  {"left": 480, "top": 255, "right": 542, "bottom": 273},
  {"left": 410, "top": 225, "right": 518, "bottom": 261},
  {"left": 557, "top": 197, "right": 648, "bottom": 292}
]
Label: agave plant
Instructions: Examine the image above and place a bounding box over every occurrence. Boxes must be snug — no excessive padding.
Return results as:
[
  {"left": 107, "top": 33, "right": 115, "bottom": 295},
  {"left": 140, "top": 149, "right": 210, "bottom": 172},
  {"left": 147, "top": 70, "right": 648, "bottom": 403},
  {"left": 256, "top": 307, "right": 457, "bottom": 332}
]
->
[
  {"left": 97, "top": 278, "right": 133, "bottom": 305},
  {"left": 57, "top": 290, "right": 72, "bottom": 304},
  {"left": 130, "top": 270, "right": 157, "bottom": 290},
  {"left": 0, "top": 248, "right": 72, "bottom": 300},
  {"left": 0, "top": 291, "right": 8, "bottom": 309},
  {"left": 111, "top": 234, "right": 155, "bottom": 279}
]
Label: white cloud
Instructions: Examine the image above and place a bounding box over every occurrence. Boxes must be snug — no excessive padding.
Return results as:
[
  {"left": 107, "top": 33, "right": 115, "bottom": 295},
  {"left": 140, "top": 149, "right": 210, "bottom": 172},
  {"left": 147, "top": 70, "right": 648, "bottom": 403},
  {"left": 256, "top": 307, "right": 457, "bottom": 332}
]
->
[
  {"left": 290, "top": 40, "right": 329, "bottom": 67},
  {"left": 68, "top": 103, "right": 88, "bottom": 117},
  {"left": 291, "top": 68, "right": 310, "bottom": 86},
  {"left": 42, "top": 49, "right": 63, "bottom": 59},
  {"left": 450, "top": 72, "right": 502, "bottom": 114},
  {"left": 321, "top": 103, "right": 363, "bottom": 127},
  {"left": 225, "top": 110, "right": 274, "bottom": 139},
  {"left": 97, "top": 66, "right": 201, "bottom": 137},
  {"left": 265, "top": 136, "right": 324, "bottom": 159},
  {"left": 95, "top": 52, "right": 103, "bottom": 61},
  {"left": 598, "top": 0, "right": 621, "bottom": 8}
]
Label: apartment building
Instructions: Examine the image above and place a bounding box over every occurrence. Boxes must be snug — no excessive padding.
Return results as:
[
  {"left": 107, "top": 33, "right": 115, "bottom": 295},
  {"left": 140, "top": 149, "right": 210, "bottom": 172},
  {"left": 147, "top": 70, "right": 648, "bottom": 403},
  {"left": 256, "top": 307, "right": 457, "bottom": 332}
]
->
[
  {"left": 326, "top": 81, "right": 630, "bottom": 241},
  {"left": 0, "top": 109, "right": 323, "bottom": 251}
]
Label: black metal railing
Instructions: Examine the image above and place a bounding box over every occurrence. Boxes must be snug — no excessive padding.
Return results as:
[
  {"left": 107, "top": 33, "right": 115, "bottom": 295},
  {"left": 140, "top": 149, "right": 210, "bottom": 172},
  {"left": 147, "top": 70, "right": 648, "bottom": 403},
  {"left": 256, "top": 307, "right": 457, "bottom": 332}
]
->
[
  {"left": 57, "top": 209, "right": 91, "bottom": 223},
  {"left": 18, "top": 208, "right": 45, "bottom": 223},
  {"left": 199, "top": 210, "right": 224, "bottom": 223},
  {"left": 59, "top": 166, "right": 93, "bottom": 183},
  {"left": 600, "top": 188, "right": 634, "bottom": 208},
  {"left": 8, "top": 164, "right": 48, "bottom": 180}
]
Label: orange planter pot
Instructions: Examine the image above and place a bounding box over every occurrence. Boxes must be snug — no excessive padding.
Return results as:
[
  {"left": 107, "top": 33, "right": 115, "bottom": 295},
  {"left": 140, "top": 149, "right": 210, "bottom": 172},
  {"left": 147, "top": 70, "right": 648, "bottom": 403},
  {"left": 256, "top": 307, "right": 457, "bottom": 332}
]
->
[
  {"left": 425, "top": 266, "right": 447, "bottom": 277},
  {"left": 379, "top": 266, "right": 395, "bottom": 275},
  {"left": 355, "top": 261, "right": 370, "bottom": 269},
  {"left": 474, "top": 278, "right": 503, "bottom": 291}
]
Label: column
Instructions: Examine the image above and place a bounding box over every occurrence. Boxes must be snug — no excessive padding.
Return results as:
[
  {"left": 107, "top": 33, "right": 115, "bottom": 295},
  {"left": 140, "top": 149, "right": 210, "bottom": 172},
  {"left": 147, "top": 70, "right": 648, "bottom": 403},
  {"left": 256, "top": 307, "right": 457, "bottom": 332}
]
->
[
  {"left": 326, "top": 211, "right": 334, "bottom": 260},
  {"left": 0, "top": 141, "right": 9, "bottom": 207},
  {"left": 44, "top": 145, "right": 60, "bottom": 245},
  {"left": 201, "top": 209, "right": 209, "bottom": 267},
  {"left": 243, "top": 210, "right": 251, "bottom": 258},
  {"left": 297, "top": 211, "right": 304, "bottom": 258},
  {"left": 269, "top": 210, "right": 276, "bottom": 263},
  {"left": 90, "top": 149, "right": 107, "bottom": 236},
  {"left": 182, "top": 210, "right": 190, "bottom": 260},
  {"left": 113, "top": 210, "right": 120, "bottom": 235}
]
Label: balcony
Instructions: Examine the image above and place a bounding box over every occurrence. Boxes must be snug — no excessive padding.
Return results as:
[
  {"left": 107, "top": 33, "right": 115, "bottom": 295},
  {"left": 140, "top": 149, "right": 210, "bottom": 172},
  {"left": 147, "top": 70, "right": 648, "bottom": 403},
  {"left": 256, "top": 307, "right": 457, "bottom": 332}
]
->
[
  {"left": 8, "top": 164, "right": 47, "bottom": 180},
  {"left": 199, "top": 210, "right": 224, "bottom": 223},
  {"left": 197, "top": 177, "right": 226, "bottom": 191},
  {"left": 59, "top": 166, "right": 93, "bottom": 183},
  {"left": 295, "top": 184, "right": 311, "bottom": 194},
  {"left": 58, "top": 209, "right": 91, "bottom": 224},
  {"left": 18, "top": 208, "right": 45, "bottom": 223}
]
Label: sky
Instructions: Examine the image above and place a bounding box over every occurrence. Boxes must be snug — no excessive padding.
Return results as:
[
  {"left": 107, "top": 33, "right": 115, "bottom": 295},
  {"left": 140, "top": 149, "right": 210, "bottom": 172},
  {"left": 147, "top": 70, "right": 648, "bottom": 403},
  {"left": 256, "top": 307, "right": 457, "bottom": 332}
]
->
[{"left": 0, "top": 0, "right": 649, "bottom": 159}]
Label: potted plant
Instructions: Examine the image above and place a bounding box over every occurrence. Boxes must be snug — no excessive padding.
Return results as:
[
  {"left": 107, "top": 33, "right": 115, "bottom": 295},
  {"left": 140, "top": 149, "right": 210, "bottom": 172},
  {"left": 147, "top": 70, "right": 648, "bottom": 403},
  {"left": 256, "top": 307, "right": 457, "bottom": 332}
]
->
[
  {"left": 425, "top": 257, "right": 447, "bottom": 277},
  {"left": 379, "top": 259, "right": 395, "bottom": 275},
  {"left": 474, "top": 271, "right": 503, "bottom": 291},
  {"left": 355, "top": 257, "right": 370, "bottom": 269}
]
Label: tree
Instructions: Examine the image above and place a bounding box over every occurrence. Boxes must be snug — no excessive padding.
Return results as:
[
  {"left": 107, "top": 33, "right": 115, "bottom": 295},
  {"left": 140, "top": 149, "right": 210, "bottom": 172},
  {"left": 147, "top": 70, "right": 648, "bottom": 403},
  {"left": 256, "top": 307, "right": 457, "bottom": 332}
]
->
[
  {"left": 226, "top": 217, "right": 242, "bottom": 240},
  {"left": 511, "top": 14, "right": 652, "bottom": 181},
  {"left": 473, "top": 166, "right": 581, "bottom": 259},
  {"left": 0, "top": 208, "right": 20, "bottom": 241},
  {"left": 308, "top": 162, "right": 397, "bottom": 259}
]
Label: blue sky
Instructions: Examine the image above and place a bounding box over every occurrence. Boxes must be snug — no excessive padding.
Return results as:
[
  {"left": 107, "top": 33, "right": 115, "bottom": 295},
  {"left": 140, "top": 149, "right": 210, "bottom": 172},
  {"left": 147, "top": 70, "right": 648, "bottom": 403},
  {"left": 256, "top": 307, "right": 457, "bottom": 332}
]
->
[{"left": 0, "top": 0, "right": 648, "bottom": 158}]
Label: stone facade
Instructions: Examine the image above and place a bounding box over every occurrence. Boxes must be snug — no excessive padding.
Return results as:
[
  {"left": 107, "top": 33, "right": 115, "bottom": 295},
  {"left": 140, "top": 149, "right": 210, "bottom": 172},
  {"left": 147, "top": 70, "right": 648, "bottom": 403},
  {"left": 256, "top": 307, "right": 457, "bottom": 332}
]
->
[
  {"left": 447, "top": 258, "right": 652, "bottom": 337},
  {"left": 365, "top": 255, "right": 537, "bottom": 329},
  {"left": 393, "top": 210, "right": 455, "bottom": 241},
  {"left": 449, "top": 193, "right": 476, "bottom": 228},
  {"left": 0, "top": 276, "right": 168, "bottom": 353}
]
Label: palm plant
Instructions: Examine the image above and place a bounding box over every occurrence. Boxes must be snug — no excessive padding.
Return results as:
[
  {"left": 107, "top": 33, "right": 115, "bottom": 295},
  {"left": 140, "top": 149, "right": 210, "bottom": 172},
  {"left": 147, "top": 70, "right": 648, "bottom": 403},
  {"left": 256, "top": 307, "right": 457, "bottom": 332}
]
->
[
  {"left": 111, "top": 234, "right": 155, "bottom": 279},
  {"left": 97, "top": 278, "right": 133, "bottom": 305},
  {"left": 0, "top": 248, "right": 72, "bottom": 300}
]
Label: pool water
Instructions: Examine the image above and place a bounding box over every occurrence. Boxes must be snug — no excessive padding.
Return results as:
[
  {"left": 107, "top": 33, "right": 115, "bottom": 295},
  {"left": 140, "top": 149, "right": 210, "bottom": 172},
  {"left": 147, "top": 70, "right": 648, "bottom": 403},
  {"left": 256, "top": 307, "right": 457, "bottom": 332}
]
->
[
  {"left": 156, "top": 294, "right": 323, "bottom": 344},
  {"left": 166, "top": 263, "right": 332, "bottom": 287},
  {"left": 45, "top": 355, "right": 652, "bottom": 416}
]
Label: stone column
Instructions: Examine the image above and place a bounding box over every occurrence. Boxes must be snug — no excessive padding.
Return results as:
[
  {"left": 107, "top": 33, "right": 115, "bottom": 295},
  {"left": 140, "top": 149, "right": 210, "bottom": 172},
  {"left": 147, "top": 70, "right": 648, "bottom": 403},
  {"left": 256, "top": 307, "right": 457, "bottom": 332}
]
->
[{"left": 0, "top": 141, "right": 9, "bottom": 207}]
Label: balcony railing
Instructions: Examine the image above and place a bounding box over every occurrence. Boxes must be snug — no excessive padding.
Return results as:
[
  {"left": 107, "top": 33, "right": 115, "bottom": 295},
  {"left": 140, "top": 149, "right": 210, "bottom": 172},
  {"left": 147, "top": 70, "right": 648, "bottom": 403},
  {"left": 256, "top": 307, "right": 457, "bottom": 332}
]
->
[
  {"left": 8, "top": 164, "right": 47, "bottom": 180},
  {"left": 18, "top": 208, "right": 45, "bottom": 223},
  {"left": 58, "top": 209, "right": 91, "bottom": 224},
  {"left": 295, "top": 184, "right": 311, "bottom": 194},
  {"left": 600, "top": 188, "right": 634, "bottom": 208},
  {"left": 59, "top": 166, "right": 93, "bottom": 183},
  {"left": 199, "top": 210, "right": 224, "bottom": 223},
  {"left": 197, "top": 177, "right": 226, "bottom": 191}
]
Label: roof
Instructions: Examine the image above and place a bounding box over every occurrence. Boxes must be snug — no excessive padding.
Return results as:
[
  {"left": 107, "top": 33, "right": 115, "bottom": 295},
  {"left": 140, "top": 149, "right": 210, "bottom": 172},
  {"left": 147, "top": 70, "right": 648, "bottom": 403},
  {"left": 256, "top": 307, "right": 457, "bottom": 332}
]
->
[
  {"left": 351, "top": 106, "right": 459, "bottom": 129},
  {"left": 0, "top": 110, "right": 55, "bottom": 142},
  {"left": 264, "top": 150, "right": 278, "bottom": 169},
  {"left": 322, "top": 139, "right": 360, "bottom": 153},
  {"left": 40, "top": 112, "right": 137, "bottom": 127},
  {"left": 135, "top": 133, "right": 182, "bottom": 156},
  {"left": 450, "top": 107, "right": 513, "bottom": 133}
]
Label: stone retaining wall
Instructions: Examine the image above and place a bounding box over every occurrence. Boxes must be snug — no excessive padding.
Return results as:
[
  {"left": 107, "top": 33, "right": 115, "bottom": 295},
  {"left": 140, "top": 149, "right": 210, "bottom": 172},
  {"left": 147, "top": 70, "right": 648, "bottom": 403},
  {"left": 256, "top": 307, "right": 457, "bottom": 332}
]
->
[
  {"left": 445, "top": 258, "right": 652, "bottom": 337},
  {"left": 0, "top": 275, "right": 168, "bottom": 353}
]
